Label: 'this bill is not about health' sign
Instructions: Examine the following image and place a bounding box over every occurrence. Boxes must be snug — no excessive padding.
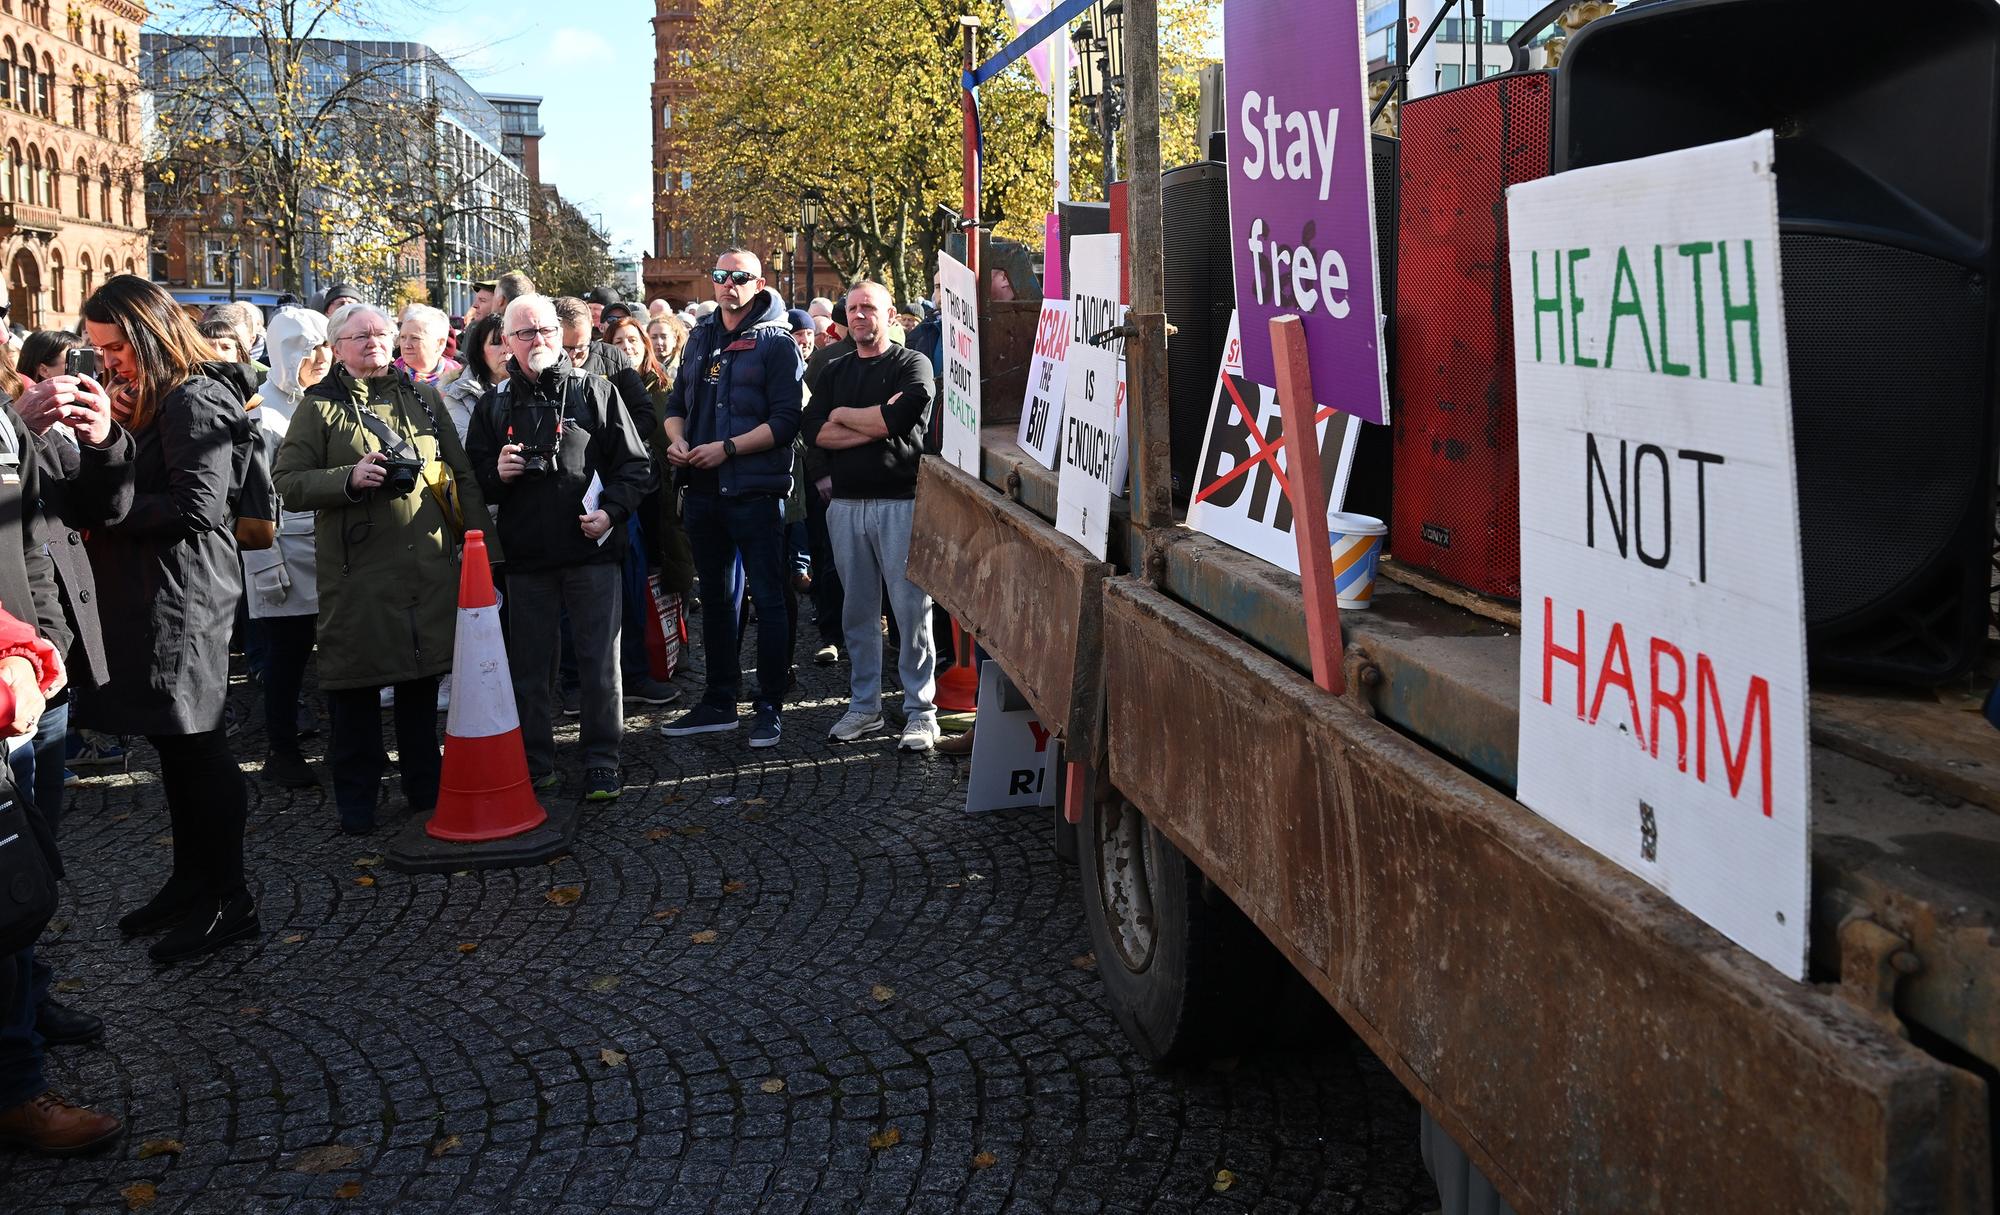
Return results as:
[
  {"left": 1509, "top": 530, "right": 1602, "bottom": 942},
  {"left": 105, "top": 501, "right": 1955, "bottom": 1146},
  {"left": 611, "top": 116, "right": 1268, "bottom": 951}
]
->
[
  {"left": 1509, "top": 131, "right": 1810, "bottom": 980},
  {"left": 937, "top": 251, "right": 981, "bottom": 476},
  {"left": 1223, "top": 0, "right": 1388, "bottom": 424}
]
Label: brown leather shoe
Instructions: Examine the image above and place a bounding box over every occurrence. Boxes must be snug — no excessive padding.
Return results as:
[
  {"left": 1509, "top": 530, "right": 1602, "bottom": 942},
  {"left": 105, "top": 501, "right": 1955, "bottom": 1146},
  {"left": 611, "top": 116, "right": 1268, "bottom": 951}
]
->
[
  {"left": 0, "top": 1091, "right": 124, "bottom": 1155},
  {"left": 936, "top": 728, "right": 976, "bottom": 756}
]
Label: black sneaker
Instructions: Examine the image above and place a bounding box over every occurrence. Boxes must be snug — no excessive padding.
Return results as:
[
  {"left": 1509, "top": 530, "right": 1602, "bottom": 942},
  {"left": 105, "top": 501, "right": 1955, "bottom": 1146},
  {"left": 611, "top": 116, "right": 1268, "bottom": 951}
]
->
[
  {"left": 584, "top": 768, "right": 622, "bottom": 801},
  {"left": 661, "top": 703, "right": 738, "bottom": 737},
  {"left": 748, "top": 708, "right": 781, "bottom": 749},
  {"left": 624, "top": 678, "right": 682, "bottom": 706},
  {"left": 560, "top": 687, "right": 581, "bottom": 717}
]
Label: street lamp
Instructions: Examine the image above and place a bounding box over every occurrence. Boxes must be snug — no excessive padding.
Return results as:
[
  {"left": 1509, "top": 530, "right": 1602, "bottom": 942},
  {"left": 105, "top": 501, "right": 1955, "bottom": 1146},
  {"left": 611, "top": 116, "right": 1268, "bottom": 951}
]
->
[
  {"left": 1072, "top": 0, "right": 1126, "bottom": 195},
  {"left": 784, "top": 227, "right": 798, "bottom": 299},
  {"left": 799, "top": 187, "right": 822, "bottom": 304}
]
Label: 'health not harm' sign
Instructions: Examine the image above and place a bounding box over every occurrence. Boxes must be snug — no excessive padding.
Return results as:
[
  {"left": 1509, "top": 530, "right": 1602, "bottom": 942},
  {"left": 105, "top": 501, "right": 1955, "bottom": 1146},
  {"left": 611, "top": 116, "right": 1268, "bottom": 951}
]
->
[
  {"left": 1509, "top": 131, "right": 1810, "bottom": 981},
  {"left": 1223, "top": 0, "right": 1388, "bottom": 424}
]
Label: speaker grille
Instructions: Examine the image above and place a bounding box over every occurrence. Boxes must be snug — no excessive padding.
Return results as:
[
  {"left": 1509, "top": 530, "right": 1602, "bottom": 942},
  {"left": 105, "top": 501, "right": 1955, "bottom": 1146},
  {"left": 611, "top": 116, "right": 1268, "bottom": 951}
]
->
[{"left": 1784, "top": 234, "right": 1991, "bottom": 637}]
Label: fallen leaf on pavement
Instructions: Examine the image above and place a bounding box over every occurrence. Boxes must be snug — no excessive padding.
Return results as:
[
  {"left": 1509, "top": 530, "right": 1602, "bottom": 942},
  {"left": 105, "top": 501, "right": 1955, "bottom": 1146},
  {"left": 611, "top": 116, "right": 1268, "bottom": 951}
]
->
[
  {"left": 457, "top": 942, "right": 479, "bottom": 954},
  {"left": 600, "top": 1048, "right": 627, "bottom": 1067},
  {"left": 353, "top": 875, "right": 375, "bottom": 887},
  {"left": 1213, "top": 1168, "right": 1237, "bottom": 1193},
  {"left": 868, "top": 1127, "right": 902, "bottom": 1150},
  {"left": 651, "top": 906, "right": 681, "bottom": 921},
  {"left": 430, "top": 1134, "right": 461, "bottom": 1158},
  {"left": 1072, "top": 953, "right": 1096, "bottom": 970},
  {"left": 333, "top": 1181, "right": 363, "bottom": 1200},
  {"left": 589, "top": 975, "right": 619, "bottom": 992},
  {"left": 121, "top": 1181, "right": 157, "bottom": 1210},
  {"left": 972, "top": 1150, "right": 997, "bottom": 1170},
  {"left": 352, "top": 855, "right": 381, "bottom": 868},
  {"left": 965, "top": 873, "right": 986, "bottom": 882},
  {"left": 644, "top": 827, "right": 672, "bottom": 841},
  {"left": 52, "top": 978, "right": 83, "bottom": 993},
  {"left": 545, "top": 887, "right": 581, "bottom": 906},
  {"left": 678, "top": 824, "right": 706, "bottom": 836},
  {"left": 240, "top": 1007, "right": 263, "bottom": 1017},
  {"left": 110, "top": 812, "right": 129, "bottom": 822},
  {"left": 285, "top": 934, "right": 307, "bottom": 945},
  {"left": 870, "top": 984, "right": 895, "bottom": 1003},
  {"left": 293, "top": 1144, "right": 362, "bottom": 1173},
  {"left": 740, "top": 812, "right": 767, "bottom": 823},
  {"left": 137, "top": 1138, "right": 184, "bottom": 1159},
  {"left": 722, "top": 880, "right": 746, "bottom": 894},
  {"left": 688, "top": 930, "right": 718, "bottom": 944},
  {"left": 759, "top": 1078, "right": 785, "bottom": 1094}
]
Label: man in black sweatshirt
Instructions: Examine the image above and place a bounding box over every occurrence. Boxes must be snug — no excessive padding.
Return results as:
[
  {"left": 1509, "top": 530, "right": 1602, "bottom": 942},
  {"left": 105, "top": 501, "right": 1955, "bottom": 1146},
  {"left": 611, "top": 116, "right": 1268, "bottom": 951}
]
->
[
  {"left": 468, "top": 294, "right": 652, "bottom": 802},
  {"left": 800, "top": 280, "right": 940, "bottom": 752}
]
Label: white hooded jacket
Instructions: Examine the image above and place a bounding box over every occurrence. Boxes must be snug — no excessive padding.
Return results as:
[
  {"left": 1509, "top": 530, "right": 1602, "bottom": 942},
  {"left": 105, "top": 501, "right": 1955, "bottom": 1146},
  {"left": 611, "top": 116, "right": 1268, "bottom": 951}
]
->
[{"left": 242, "top": 306, "right": 328, "bottom": 619}]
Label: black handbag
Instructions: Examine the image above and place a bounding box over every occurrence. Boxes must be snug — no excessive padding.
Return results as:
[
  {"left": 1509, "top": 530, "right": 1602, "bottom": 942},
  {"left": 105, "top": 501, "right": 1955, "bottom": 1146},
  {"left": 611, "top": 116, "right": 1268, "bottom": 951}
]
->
[{"left": 0, "top": 770, "right": 56, "bottom": 957}]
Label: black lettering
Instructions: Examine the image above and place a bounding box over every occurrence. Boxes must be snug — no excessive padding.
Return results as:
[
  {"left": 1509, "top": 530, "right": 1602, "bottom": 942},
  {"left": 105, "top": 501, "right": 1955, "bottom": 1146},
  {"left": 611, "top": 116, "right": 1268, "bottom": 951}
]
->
[
  {"left": 1677, "top": 449, "right": 1725, "bottom": 582},
  {"left": 1633, "top": 443, "right": 1671, "bottom": 569},
  {"left": 1586, "top": 433, "right": 1628, "bottom": 557}
]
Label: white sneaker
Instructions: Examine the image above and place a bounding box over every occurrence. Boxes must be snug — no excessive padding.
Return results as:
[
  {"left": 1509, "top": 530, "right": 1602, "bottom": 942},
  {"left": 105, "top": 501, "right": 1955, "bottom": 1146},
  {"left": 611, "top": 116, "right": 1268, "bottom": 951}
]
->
[
  {"left": 898, "top": 715, "right": 941, "bottom": 753},
  {"left": 827, "top": 710, "right": 885, "bottom": 741}
]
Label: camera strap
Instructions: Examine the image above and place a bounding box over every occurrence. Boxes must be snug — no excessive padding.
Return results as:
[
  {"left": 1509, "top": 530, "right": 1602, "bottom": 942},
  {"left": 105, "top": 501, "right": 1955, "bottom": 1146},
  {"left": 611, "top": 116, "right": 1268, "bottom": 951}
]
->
[{"left": 352, "top": 401, "right": 417, "bottom": 462}]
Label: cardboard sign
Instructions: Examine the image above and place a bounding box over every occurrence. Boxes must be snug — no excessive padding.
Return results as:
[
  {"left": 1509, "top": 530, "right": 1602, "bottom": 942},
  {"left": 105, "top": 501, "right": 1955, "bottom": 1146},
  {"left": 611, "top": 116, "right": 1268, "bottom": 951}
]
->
[
  {"left": 1067, "top": 234, "right": 1129, "bottom": 495},
  {"left": 1223, "top": 0, "right": 1389, "bottom": 425},
  {"left": 1017, "top": 300, "right": 1071, "bottom": 469},
  {"left": 965, "top": 662, "right": 1059, "bottom": 813},
  {"left": 937, "top": 251, "right": 981, "bottom": 475},
  {"left": 1186, "top": 311, "right": 1361, "bottom": 572},
  {"left": 1055, "top": 318, "right": 1119, "bottom": 560},
  {"left": 1508, "top": 131, "right": 1809, "bottom": 980}
]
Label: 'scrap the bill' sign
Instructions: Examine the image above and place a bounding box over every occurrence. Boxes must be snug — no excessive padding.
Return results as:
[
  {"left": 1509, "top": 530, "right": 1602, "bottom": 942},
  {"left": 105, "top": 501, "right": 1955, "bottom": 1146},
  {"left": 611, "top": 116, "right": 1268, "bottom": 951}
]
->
[
  {"left": 1508, "top": 131, "right": 1809, "bottom": 980},
  {"left": 1017, "top": 300, "right": 1071, "bottom": 470},
  {"left": 937, "top": 251, "right": 981, "bottom": 476},
  {"left": 1186, "top": 311, "right": 1360, "bottom": 573},
  {"left": 1223, "top": 0, "right": 1388, "bottom": 424}
]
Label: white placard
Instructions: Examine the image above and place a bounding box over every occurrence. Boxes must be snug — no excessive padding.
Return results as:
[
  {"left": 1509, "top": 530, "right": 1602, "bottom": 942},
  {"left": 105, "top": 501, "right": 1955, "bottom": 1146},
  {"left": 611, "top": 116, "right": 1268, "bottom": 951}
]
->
[
  {"left": 1055, "top": 325, "right": 1119, "bottom": 560},
  {"left": 1067, "top": 234, "right": 1128, "bottom": 496},
  {"left": 1016, "top": 300, "right": 1071, "bottom": 469},
  {"left": 1509, "top": 131, "right": 1809, "bottom": 980},
  {"left": 1185, "top": 312, "right": 1363, "bottom": 572},
  {"left": 938, "top": 251, "right": 981, "bottom": 475},
  {"left": 965, "top": 662, "right": 1058, "bottom": 813}
]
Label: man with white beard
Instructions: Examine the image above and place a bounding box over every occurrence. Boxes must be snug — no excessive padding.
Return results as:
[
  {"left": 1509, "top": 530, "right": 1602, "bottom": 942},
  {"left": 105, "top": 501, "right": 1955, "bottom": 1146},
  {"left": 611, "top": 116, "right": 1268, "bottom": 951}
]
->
[{"left": 465, "top": 294, "right": 652, "bottom": 802}]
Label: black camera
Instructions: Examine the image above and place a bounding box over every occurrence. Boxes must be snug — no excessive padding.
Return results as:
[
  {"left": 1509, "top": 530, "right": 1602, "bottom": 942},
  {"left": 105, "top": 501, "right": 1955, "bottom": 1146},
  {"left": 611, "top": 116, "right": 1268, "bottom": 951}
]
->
[
  {"left": 379, "top": 456, "right": 423, "bottom": 497},
  {"left": 518, "top": 444, "right": 557, "bottom": 478}
]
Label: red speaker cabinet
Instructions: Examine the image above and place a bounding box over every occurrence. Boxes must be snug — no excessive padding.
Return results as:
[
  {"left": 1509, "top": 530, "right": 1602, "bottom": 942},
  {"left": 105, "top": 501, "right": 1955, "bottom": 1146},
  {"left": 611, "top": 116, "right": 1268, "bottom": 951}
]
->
[{"left": 1391, "top": 71, "right": 1554, "bottom": 600}]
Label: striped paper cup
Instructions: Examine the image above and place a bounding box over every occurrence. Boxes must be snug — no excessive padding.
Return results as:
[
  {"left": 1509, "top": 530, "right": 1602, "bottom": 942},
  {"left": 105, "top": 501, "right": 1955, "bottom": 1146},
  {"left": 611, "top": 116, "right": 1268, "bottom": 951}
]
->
[{"left": 1328, "top": 512, "right": 1388, "bottom": 610}]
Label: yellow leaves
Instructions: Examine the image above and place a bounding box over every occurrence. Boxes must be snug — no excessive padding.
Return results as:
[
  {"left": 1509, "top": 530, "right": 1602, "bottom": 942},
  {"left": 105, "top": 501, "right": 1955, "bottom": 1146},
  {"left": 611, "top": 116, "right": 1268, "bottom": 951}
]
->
[
  {"left": 1072, "top": 953, "right": 1097, "bottom": 970},
  {"left": 867, "top": 1127, "right": 902, "bottom": 1150},
  {"left": 285, "top": 934, "right": 307, "bottom": 945},
  {"left": 651, "top": 906, "right": 682, "bottom": 922},
  {"left": 430, "top": 1134, "right": 461, "bottom": 1158},
  {"left": 644, "top": 827, "right": 673, "bottom": 841},
  {"left": 292, "top": 1144, "right": 362, "bottom": 1173},
  {"left": 333, "top": 1182, "right": 363, "bottom": 1200},
  {"left": 545, "top": 887, "right": 581, "bottom": 907},
  {"left": 456, "top": 942, "right": 479, "bottom": 954},
  {"left": 759, "top": 1078, "right": 785, "bottom": 1094},
  {"left": 137, "top": 1138, "right": 184, "bottom": 1159},
  {"left": 122, "top": 1182, "right": 157, "bottom": 1210},
  {"left": 688, "top": 930, "right": 718, "bottom": 944},
  {"left": 870, "top": 984, "right": 895, "bottom": 1003},
  {"left": 588, "top": 975, "right": 620, "bottom": 993},
  {"left": 352, "top": 855, "right": 380, "bottom": 868},
  {"left": 972, "top": 1150, "right": 997, "bottom": 1170},
  {"left": 599, "top": 1048, "right": 627, "bottom": 1067},
  {"left": 1212, "top": 1168, "right": 1237, "bottom": 1193},
  {"left": 353, "top": 875, "right": 375, "bottom": 887},
  {"left": 721, "top": 880, "right": 746, "bottom": 895}
]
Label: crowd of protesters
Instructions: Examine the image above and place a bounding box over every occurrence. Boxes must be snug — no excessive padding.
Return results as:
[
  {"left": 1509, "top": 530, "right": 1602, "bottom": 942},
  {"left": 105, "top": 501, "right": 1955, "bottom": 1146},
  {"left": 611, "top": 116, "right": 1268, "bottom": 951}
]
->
[{"left": 0, "top": 243, "right": 965, "bottom": 1154}]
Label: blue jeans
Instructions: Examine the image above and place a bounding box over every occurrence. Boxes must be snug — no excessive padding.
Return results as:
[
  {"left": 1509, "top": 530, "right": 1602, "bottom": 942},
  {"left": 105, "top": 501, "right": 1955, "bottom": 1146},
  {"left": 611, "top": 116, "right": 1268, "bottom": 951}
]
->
[
  {"left": 0, "top": 946, "right": 45, "bottom": 1107},
  {"left": 684, "top": 492, "right": 791, "bottom": 714},
  {"left": 9, "top": 696, "right": 66, "bottom": 840}
]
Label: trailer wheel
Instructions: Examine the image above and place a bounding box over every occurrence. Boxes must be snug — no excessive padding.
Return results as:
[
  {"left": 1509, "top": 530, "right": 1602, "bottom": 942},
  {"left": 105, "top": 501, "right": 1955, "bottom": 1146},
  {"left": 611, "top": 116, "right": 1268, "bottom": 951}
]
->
[{"left": 1076, "top": 794, "right": 1277, "bottom": 1062}]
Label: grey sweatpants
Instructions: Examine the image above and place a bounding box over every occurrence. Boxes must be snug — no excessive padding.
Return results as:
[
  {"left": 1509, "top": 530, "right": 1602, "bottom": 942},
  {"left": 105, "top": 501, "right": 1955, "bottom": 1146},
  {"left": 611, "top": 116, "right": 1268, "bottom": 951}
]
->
[
  {"left": 826, "top": 497, "right": 936, "bottom": 720},
  {"left": 506, "top": 561, "right": 623, "bottom": 774}
]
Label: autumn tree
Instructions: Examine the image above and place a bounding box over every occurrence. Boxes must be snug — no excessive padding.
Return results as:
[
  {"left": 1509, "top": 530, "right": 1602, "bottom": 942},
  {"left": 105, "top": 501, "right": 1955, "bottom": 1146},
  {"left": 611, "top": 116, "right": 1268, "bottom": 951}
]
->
[
  {"left": 668, "top": 0, "right": 1212, "bottom": 302},
  {"left": 519, "top": 187, "right": 614, "bottom": 299}
]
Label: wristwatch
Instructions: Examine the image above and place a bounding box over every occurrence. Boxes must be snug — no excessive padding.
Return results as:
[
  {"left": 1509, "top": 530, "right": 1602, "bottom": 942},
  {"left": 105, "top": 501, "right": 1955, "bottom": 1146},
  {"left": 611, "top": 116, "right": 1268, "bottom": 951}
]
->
[{"left": 722, "top": 437, "right": 737, "bottom": 460}]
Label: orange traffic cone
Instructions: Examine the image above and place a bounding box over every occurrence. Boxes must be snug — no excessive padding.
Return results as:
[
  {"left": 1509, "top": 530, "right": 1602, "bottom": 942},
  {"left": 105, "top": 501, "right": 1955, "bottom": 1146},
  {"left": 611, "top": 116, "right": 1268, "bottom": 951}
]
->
[
  {"left": 424, "top": 531, "right": 548, "bottom": 842},
  {"left": 935, "top": 616, "right": 980, "bottom": 713}
]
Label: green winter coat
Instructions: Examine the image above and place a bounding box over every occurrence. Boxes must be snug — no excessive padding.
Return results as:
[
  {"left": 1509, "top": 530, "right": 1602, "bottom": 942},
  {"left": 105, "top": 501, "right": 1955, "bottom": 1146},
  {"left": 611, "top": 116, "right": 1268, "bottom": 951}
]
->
[{"left": 272, "top": 367, "right": 498, "bottom": 691}]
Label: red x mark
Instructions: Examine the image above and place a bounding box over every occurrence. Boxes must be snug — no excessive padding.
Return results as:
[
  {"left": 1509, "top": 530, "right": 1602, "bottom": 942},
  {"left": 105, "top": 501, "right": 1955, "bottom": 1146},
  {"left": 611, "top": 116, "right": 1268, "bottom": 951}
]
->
[{"left": 1192, "top": 374, "right": 1337, "bottom": 505}]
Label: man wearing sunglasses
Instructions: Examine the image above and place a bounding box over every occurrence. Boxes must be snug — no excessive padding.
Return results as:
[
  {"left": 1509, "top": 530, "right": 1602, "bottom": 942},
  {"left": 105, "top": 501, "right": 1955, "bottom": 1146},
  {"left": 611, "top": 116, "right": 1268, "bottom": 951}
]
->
[{"left": 660, "top": 248, "right": 805, "bottom": 749}]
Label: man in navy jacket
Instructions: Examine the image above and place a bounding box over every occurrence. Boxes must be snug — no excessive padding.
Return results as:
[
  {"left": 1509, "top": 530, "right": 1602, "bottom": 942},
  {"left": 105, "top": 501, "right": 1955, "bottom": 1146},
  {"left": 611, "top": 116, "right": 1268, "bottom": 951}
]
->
[{"left": 659, "top": 248, "right": 804, "bottom": 748}]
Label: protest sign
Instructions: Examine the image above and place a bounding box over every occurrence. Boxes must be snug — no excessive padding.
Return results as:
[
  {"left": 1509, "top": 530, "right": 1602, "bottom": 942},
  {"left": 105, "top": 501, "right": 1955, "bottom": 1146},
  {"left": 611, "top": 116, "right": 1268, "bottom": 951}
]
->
[
  {"left": 1223, "top": 0, "right": 1389, "bottom": 424},
  {"left": 1017, "top": 300, "right": 1071, "bottom": 469},
  {"left": 1509, "top": 131, "right": 1809, "bottom": 979},
  {"left": 937, "top": 251, "right": 981, "bottom": 475},
  {"left": 965, "top": 662, "right": 1059, "bottom": 813},
  {"left": 1186, "top": 311, "right": 1361, "bottom": 572},
  {"left": 1067, "top": 234, "right": 1128, "bottom": 495},
  {"left": 1055, "top": 317, "right": 1120, "bottom": 560}
]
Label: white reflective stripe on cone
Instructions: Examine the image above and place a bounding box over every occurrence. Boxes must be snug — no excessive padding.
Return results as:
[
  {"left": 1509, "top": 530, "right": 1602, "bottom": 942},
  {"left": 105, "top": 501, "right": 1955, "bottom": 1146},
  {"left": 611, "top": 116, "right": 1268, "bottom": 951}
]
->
[{"left": 445, "top": 605, "right": 521, "bottom": 738}]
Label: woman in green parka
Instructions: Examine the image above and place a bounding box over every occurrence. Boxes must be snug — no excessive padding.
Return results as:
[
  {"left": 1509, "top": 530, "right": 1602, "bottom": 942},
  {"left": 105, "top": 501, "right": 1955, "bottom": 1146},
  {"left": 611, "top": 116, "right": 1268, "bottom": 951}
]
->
[{"left": 272, "top": 301, "right": 497, "bottom": 834}]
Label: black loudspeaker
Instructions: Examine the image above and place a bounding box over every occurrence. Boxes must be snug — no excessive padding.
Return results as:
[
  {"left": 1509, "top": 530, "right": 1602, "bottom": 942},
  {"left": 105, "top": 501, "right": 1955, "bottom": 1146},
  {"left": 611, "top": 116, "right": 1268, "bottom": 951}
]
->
[
  {"left": 1056, "top": 200, "right": 1110, "bottom": 306},
  {"left": 1162, "top": 161, "right": 1234, "bottom": 502},
  {"left": 1558, "top": 0, "right": 2000, "bottom": 683},
  {"left": 1346, "top": 134, "right": 1400, "bottom": 528}
]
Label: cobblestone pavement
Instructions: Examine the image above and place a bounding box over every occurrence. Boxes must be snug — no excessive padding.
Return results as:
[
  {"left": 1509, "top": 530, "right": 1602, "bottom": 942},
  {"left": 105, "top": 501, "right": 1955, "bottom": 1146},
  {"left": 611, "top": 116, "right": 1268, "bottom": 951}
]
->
[{"left": 0, "top": 636, "right": 1437, "bottom": 1214}]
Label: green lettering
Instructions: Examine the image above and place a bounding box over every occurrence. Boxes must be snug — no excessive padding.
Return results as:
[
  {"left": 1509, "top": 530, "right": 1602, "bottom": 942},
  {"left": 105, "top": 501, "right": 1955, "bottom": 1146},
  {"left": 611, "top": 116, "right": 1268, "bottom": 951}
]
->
[
  {"left": 1678, "top": 242, "right": 1714, "bottom": 379},
  {"left": 1718, "top": 239, "right": 1762, "bottom": 386},
  {"left": 1654, "top": 245, "right": 1689, "bottom": 377},
  {"left": 1567, "top": 248, "right": 1596, "bottom": 369},
  {"left": 1603, "top": 246, "right": 1656, "bottom": 373},
  {"left": 1531, "top": 249, "right": 1565, "bottom": 363}
]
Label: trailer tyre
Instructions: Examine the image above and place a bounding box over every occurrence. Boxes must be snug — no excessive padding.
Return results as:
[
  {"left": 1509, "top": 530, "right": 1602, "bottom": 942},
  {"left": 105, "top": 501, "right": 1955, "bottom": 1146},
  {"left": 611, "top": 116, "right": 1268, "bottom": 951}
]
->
[{"left": 1076, "top": 795, "right": 1277, "bottom": 1063}]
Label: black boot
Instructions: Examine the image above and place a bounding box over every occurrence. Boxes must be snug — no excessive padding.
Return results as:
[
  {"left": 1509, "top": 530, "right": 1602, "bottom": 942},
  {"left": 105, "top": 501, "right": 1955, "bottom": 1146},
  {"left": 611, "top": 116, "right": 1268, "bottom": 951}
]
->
[
  {"left": 35, "top": 998, "right": 104, "bottom": 1046},
  {"left": 148, "top": 892, "right": 259, "bottom": 964},
  {"left": 262, "top": 750, "right": 316, "bottom": 788},
  {"left": 116, "top": 879, "right": 200, "bottom": 937}
]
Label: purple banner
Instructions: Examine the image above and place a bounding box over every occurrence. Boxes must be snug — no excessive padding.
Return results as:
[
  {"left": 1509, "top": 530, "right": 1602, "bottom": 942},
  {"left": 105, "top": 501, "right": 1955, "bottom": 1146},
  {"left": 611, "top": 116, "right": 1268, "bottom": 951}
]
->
[{"left": 1223, "top": 1, "right": 1389, "bottom": 425}]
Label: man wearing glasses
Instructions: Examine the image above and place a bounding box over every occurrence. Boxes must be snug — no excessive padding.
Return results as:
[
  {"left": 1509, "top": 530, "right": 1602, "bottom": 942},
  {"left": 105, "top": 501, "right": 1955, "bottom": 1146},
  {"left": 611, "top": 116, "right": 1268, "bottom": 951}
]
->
[
  {"left": 660, "top": 248, "right": 804, "bottom": 748},
  {"left": 465, "top": 294, "right": 652, "bottom": 802}
]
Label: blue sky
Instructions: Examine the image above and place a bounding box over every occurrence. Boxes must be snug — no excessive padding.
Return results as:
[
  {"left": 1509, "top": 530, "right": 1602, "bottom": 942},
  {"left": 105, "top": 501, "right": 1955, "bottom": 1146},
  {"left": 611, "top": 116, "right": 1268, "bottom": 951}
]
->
[{"left": 409, "top": 0, "right": 656, "bottom": 257}]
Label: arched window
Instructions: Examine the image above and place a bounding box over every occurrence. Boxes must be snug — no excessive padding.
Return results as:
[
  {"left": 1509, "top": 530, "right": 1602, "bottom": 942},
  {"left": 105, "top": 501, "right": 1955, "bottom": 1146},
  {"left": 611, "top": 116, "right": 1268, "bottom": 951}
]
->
[
  {"left": 0, "top": 39, "right": 14, "bottom": 106},
  {"left": 24, "top": 146, "right": 39, "bottom": 206},
  {"left": 67, "top": 75, "right": 78, "bottom": 126},
  {"left": 44, "top": 156, "right": 56, "bottom": 212},
  {"left": 17, "top": 45, "right": 34, "bottom": 110},
  {"left": 46, "top": 247, "right": 60, "bottom": 312},
  {"left": 2, "top": 142, "right": 16, "bottom": 203},
  {"left": 116, "top": 84, "right": 126, "bottom": 141},
  {"left": 92, "top": 76, "right": 103, "bottom": 134},
  {"left": 76, "top": 252, "right": 89, "bottom": 302},
  {"left": 37, "top": 54, "right": 51, "bottom": 116},
  {"left": 119, "top": 173, "right": 131, "bottom": 225},
  {"left": 97, "top": 165, "right": 108, "bottom": 219},
  {"left": 72, "top": 156, "right": 84, "bottom": 215}
]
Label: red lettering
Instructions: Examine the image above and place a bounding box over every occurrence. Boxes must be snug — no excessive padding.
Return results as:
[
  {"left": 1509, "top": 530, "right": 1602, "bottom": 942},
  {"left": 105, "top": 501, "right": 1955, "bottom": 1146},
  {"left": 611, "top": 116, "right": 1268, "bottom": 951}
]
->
[
  {"left": 1588, "top": 621, "right": 1643, "bottom": 743},
  {"left": 1026, "top": 721, "right": 1052, "bottom": 752},
  {"left": 1695, "top": 656, "right": 1773, "bottom": 816},
  {"left": 1542, "top": 597, "right": 1588, "bottom": 719},
  {"left": 1648, "top": 638, "right": 1688, "bottom": 772}
]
